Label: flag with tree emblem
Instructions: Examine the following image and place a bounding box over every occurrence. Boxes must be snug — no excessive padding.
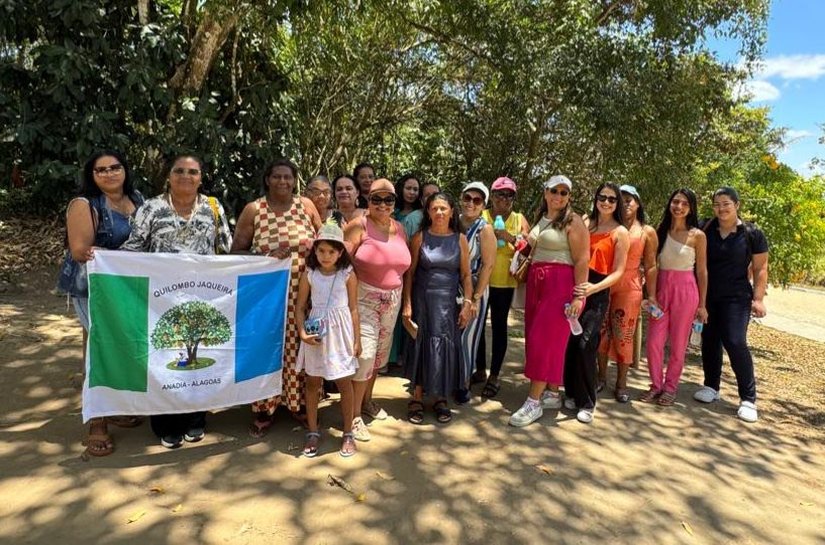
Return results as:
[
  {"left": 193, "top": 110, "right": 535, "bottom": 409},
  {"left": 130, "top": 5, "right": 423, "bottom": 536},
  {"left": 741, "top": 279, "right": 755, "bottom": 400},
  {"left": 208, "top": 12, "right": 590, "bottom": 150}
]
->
[{"left": 82, "top": 250, "right": 290, "bottom": 422}]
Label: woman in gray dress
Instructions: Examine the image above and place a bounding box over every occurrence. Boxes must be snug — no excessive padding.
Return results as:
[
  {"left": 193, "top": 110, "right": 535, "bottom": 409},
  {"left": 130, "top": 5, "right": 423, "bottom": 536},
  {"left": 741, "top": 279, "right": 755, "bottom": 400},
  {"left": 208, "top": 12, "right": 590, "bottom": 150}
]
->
[{"left": 402, "top": 193, "right": 474, "bottom": 424}]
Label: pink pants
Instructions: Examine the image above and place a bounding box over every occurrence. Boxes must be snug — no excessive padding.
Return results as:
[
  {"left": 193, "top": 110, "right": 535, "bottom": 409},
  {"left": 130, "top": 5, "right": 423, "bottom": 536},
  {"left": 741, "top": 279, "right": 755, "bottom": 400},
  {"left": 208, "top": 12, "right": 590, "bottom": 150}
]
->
[
  {"left": 645, "top": 270, "right": 698, "bottom": 393},
  {"left": 524, "top": 262, "right": 574, "bottom": 385}
]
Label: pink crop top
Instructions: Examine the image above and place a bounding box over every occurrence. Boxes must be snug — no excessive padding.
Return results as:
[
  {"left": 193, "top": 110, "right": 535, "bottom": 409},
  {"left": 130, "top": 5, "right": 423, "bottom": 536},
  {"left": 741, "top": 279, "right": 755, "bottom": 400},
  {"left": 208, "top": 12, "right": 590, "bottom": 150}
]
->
[{"left": 352, "top": 216, "right": 412, "bottom": 290}]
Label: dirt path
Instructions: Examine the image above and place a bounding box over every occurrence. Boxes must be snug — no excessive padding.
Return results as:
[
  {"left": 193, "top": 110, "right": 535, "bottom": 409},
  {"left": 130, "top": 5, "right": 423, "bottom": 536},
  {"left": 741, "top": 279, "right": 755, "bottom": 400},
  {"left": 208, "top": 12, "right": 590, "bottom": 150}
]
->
[
  {"left": 0, "top": 284, "right": 824, "bottom": 545},
  {"left": 760, "top": 286, "right": 825, "bottom": 342}
]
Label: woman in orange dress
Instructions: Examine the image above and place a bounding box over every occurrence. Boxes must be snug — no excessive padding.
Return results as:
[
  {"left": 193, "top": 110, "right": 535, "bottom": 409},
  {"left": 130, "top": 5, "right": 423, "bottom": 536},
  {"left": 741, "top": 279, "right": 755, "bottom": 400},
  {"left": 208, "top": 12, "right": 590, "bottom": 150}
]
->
[{"left": 596, "top": 185, "right": 658, "bottom": 402}]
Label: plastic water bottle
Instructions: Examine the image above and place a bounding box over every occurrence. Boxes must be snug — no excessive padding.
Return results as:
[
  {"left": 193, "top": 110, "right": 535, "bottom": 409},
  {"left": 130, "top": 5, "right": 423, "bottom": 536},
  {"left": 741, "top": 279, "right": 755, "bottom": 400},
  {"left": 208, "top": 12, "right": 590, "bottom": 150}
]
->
[
  {"left": 494, "top": 215, "right": 506, "bottom": 247},
  {"left": 689, "top": 320, "right": 703, "bottom": 348},
  {"left": 642, "top": 299, "right": 664, "bottom": 320},
  {"left": 564, "top": 303, "right": 583, "bottom": 335}
]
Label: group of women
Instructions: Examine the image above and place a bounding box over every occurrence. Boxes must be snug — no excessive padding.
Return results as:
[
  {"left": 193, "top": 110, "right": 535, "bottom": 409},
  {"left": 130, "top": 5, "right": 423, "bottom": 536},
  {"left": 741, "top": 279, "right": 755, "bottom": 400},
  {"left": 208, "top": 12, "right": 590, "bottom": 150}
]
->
[{"left": 60, "top": 150, "right": 768, "bottom": 458}]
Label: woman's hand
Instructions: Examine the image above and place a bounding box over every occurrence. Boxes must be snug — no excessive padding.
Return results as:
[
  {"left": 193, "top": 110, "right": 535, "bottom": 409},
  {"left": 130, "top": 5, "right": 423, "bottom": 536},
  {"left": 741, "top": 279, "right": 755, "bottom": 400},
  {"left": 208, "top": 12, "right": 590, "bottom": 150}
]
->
[
  {"left": 402, "top": 302, "right": 412, "bottom": 320},
  {"left": 269, "top": 246, "right": 291, "bottom": 259},
  {"left": 493, "top": 229, "right": 513, "bottom": 245},
  {"left": 353, "top": 338, "right": 362, "bottom": 357},
  {"left": 751, "top": 299, "right": 767, "bottom": 318},
  {"left": 458, "top": 302, "right": 474, "bottom": 329},
  {"left": 299, "top": 331, "right": 321, "bottom": 345},
  {"left": 566, "top": 298, "right": 584, "bottom": 318},
  {"left": 695, "top": 306, "right": 708, "bottom": 323},
  {"left": 82, "top": 246, "right": 98, "bottom": 262},
  {"left": 573, "top": 282, "right": 595, "bottom": 298}
]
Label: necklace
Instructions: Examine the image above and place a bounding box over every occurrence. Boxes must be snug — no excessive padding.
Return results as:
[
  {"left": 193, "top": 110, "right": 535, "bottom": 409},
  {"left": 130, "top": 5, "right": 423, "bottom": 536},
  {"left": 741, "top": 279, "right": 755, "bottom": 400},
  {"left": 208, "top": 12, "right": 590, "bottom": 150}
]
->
[
  {"left": 168, "top": 193, "right": 197, "bottom": 220},
  {"left": 106, "top": 194, "right": 132, "bottom": 215}
]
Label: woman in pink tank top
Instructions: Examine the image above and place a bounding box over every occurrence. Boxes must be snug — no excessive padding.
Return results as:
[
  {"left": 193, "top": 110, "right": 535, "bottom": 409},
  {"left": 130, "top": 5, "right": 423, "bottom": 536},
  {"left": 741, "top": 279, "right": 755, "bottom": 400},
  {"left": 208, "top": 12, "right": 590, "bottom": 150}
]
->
[{"left": 343, "top": 178, "right": 411, "bottom": 443}]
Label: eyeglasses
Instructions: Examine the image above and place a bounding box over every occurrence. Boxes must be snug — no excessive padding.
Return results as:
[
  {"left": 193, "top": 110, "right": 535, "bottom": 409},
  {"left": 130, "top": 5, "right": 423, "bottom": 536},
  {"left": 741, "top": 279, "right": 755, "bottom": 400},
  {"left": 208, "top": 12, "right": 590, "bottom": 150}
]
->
[
  {"left": 369, "top": 195, "right": 396, "bottom": 206},
  {"left": 172, "top": 167, "right": 201, "bottom": 176},
  {"left": 546, "top": 187, "right": 570, "bottom": 197},
  {"left": 596, "top": 194, "right": 618, "bottom": 204},
  {"left": 462, "top": 194, "right": 485, "bottom": 206},
  {"left": 492, "top": 191, "right": 515, "bottom": 200},
  {"left": 306, "top": 188, "right": 331, "bottom": 197},
  {"left": 93, "top": 164, "right": 124, "bottom": 175}
]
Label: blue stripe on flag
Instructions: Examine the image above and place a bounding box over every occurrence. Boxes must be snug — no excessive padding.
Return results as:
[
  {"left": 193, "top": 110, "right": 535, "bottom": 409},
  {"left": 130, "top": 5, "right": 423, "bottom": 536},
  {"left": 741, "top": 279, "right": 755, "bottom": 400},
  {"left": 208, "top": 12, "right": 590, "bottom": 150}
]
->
[{"left": 235, "top": 270, "right": 289, "bottom": 382}]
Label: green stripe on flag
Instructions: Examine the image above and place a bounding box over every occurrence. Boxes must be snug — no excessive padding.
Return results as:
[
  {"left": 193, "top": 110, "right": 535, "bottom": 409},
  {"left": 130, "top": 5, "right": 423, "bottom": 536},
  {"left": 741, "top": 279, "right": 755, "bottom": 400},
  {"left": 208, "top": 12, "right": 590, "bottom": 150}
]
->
[{"left": 89, "top": 273, "right": 149, "bottom": 392}]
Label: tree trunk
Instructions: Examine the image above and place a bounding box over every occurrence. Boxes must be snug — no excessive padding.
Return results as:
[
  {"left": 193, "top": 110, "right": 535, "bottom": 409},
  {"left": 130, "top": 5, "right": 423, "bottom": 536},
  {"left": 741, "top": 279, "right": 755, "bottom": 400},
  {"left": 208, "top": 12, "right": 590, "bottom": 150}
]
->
[{"left": 186, "top": 342, "right": 200, "bottom": 365}]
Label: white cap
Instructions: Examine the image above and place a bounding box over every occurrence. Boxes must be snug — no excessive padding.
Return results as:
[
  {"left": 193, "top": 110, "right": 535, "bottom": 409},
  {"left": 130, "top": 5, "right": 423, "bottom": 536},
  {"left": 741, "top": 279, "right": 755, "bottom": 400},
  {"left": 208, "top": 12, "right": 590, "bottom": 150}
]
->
[
  {"left": 544, "top": 175, "right": 573, "bottom": 190},
  {"left": 462, "top": 181, "right": 490, "bottom": 204}
]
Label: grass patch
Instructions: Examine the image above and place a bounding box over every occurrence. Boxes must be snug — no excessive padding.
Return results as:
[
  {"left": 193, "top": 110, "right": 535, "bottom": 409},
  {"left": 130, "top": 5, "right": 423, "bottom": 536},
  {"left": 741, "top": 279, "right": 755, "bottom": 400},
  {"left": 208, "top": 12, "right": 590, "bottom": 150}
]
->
[{"left": 166, "top": 357, "right": 217, "bottom": 371}]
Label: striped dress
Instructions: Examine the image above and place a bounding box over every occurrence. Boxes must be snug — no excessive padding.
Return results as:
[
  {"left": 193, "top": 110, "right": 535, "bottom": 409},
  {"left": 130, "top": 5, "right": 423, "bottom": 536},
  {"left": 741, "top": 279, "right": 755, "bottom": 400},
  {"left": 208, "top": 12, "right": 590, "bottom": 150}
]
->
[{"left": 460, "top": 217, "right": 490, "bottom": 386}]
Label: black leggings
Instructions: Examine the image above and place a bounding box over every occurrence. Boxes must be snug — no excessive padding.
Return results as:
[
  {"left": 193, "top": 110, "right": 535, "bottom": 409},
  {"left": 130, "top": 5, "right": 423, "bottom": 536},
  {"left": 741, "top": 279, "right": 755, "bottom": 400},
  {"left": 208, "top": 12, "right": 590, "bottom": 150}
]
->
[
  {"left": 475, "top": 287, "right": 515, "bottom": 378},
  {"left": 564, "top": 273, "right": 609, "bottom": 410},
  {"left": 150, "top": 412, "right": 206, "bottom": 438},
  {"left": 701, "top": 299, "right": 757, "bottom": 402}
]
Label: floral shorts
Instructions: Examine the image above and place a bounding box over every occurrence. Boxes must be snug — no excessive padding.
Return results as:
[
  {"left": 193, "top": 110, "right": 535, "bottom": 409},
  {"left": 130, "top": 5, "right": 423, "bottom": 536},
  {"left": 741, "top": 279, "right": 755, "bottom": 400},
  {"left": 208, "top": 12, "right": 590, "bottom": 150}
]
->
[{"left": 354, "top": 283, "right": 402, "bottom": 381}]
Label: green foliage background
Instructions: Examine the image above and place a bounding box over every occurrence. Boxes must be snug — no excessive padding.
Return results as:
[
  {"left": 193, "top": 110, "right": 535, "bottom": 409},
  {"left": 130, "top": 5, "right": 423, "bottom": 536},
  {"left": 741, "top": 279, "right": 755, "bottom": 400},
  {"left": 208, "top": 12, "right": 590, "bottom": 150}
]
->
[{"left": 1, "top": 0, "right": 823, "bottom": 284}]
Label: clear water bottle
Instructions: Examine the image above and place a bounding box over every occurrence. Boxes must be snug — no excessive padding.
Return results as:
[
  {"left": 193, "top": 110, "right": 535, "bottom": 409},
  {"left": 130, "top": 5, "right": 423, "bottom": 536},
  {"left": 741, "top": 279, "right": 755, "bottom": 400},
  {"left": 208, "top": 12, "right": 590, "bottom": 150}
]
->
[
  {"left": 494, "top": 215, "right": 506, "bottom": 247},
  {"left": 642, "top": 299, "right": 664, "bottom": 320},
  {"left": 564, "top": 303, "right": 583, "bottom": 335},
  {"left": 689, "top": 320, "right": 703, "bottom": 348}
]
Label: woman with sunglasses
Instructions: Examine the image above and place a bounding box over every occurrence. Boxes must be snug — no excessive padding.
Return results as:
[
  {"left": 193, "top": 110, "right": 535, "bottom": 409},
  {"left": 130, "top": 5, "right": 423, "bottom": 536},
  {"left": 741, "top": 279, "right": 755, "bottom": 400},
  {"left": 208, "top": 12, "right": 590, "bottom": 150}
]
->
[
  {"left": 122, "top": 153, "right": 233, "bottom": 448},
  {"left": 695, "top": 187, "right": 766, "bottom": 423},
  {"left": 332, "top": 174, "right": 366, "bottom": 225},
  {"left": 477, "top": 177, "right": 530, "bottom": 399},
  {"left": 640, "top": 188, "right": 707, "bottom": 407},
  {"left": 344, "top": 179, "right": 411, "bottom": 441},
  {"left": 455, "top": 182, "right": 497, "bottom": 403},
  {"left": 596, "top": 185, "right": 658, "bottom": 403},
  {"left": 510, "top": 176, "right": 590, "bottom": 426},
  {"left": 231, "top": 158, "right": 323, "bottom": 437},
  {"left": 403, "top": 192, "right": 474, "bottom": 424},
  {"left": 566, "top": 182, "right": 629, "bottom": 423},
  {"left": 59, "top": 150, "right": 145, "bottom": 456}
]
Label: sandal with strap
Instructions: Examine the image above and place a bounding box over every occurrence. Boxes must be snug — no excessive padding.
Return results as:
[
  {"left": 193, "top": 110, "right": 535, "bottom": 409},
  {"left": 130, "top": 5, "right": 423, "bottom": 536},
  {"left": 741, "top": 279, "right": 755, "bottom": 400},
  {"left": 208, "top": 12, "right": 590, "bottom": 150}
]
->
[
  {"left": 614, "top": 388, "right": 630, "bottom": 404},
  {"left": 249, "top": 412, "right": 274, "bottom": 438},
  {"left": 433, "top": 400, "right": 452, "bottom": 424},
  {"left": 303, "top": 431, "right": 320, "bottom": 457},
  {"left": 408, "top": 401, "right": 425, "bottom": 425},
  {"left": 481, "top": 378, "right": 501, "bottom": 399},
  {"left": 106, "top": 415, "right": 143, "bottom": 428},
  {"left": 639, "top": 388, "right": 661, "bottom": 403},
  {"left": 339, "top": 432, "right": 356, "bottom": 458},
  {"left": 657, "top": 391, "right": 677, "bottom": 407},
  {"left": 83, "top": 419, "right": 114, "bottom": 457}
]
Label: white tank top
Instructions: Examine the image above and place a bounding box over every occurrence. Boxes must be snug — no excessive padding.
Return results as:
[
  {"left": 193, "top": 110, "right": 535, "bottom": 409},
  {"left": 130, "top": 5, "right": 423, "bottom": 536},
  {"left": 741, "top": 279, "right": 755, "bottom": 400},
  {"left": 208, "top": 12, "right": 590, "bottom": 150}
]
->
[{"left": 658, "top": 235, "right": 695, "bottom": 271}]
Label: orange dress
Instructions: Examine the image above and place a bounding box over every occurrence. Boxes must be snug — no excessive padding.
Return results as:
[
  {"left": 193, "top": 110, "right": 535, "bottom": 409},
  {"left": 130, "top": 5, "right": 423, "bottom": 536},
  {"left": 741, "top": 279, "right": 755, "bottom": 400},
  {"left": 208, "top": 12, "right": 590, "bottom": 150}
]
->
[
  {"left": 249, "top": 196, "right": 315, "bottom": 413},
  {"left": 598, "top": 224, "right": 645, "bottom": 364}
]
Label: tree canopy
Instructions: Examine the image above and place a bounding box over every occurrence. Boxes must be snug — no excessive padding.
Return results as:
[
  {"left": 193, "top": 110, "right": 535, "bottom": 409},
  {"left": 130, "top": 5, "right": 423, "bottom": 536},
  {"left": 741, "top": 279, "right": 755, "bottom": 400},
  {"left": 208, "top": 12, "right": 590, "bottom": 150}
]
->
[{"left": 151, "top": 300, "right": 232, "bottom": 364}]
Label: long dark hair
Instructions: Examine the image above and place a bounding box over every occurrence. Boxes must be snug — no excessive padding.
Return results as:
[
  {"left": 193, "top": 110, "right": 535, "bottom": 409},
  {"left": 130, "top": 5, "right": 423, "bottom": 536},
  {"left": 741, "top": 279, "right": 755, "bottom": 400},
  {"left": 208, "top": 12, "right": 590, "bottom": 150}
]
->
[
  {"left": 395, "top": 173, "right": 422, "bottom": 212},
  {"left": 535, "top": 190, "right": 574, "bottom": 231},
  {"left": 419, "top": 192, "right": 461, "bottom": 234},
  {"left": 81, "top": 150, "right": 136, "bottom": 199},
  {"left": 305, "top": 239, "right": 352, "bottom": 271},
  {"left": 622, "top": 191, "right": 647, "bottom": 225},
  {"left": 353, "top": 162, "right": 375, "bottom": 180},
  {"left": 588, "top": 182, "right": 623, "bottom": 229},
  {"left": 332, "top": 174, "right": 360, "bottom": 207},
  {"left": 261, "top": 158, "right": 298, "bottom": 193},
  {"left": 656, "top": 188, "right": 699, "bottom": 254}
]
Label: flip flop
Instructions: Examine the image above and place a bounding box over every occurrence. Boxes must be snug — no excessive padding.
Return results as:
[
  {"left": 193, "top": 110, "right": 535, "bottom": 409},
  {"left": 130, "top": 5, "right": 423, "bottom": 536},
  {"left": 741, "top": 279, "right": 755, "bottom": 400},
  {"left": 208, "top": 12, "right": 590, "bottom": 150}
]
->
[
  {"left": 614, "top": 388, "right": 630, "bottom": 403},
  {"left": 339, "top": 432, "right": 356, "bottom": 458},
  {"left": 249, "top": 412, "right": 274, "bottom": 438},
  {"left": 83, "top": 433, "right": 114, "bottom": 457},
  {"left": 302, "top": 431, "right": 320, "bottom": 457}
]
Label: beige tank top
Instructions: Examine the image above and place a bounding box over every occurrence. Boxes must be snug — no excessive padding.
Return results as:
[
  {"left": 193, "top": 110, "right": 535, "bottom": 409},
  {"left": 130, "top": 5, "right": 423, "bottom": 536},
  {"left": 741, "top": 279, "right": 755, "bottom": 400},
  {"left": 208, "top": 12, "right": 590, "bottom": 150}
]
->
[
  {"left": 529, "top": 217, "right": 573, "bottom": 265},
  {"left": 659, "top": 234, "right": 695, "bottom": 271}
]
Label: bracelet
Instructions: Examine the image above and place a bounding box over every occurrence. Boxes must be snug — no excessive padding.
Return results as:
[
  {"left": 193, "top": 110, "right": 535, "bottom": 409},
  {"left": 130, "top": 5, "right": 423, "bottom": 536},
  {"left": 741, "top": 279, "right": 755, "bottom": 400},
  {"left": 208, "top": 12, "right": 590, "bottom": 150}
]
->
[{"left": 462, "top": 300, "right": 473, "bottom": 307}]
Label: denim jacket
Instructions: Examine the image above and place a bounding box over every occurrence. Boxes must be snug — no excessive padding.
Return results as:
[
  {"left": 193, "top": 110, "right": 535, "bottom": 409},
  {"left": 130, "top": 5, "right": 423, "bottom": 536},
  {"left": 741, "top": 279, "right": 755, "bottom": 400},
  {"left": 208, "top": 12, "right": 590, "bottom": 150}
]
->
[{"left": 56, "top": 191, "right": 144, "bottom": 297}]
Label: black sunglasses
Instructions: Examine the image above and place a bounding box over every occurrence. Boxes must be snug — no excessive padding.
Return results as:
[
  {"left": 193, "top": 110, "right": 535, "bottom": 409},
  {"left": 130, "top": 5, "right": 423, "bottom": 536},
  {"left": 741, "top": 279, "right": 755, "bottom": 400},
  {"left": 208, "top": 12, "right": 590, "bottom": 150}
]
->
[
  {"left": 492, "top": 191, "right": 515, "bottom": 200},
  {"left": 462, "top": 194, "right": 485, "bottom": 206},
  {"left": 596, "top": 194, "right": 618, "bottom": 204},
  {"left": 93, "top": 164, "right": 124, "bottom": 175},
  {"left": 369, "top": 195, "right": 396, "bottom": 206},
  {"left": 546, "top": 187, "right": 570, "bottom": 197}
]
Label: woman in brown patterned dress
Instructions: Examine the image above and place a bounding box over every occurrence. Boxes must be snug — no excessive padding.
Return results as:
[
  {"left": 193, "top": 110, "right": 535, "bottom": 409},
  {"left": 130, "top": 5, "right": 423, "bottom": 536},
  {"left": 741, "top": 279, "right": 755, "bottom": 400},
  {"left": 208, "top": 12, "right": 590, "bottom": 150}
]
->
[{"left": 232, "top": 158, "right": 323, "bottom": 436}]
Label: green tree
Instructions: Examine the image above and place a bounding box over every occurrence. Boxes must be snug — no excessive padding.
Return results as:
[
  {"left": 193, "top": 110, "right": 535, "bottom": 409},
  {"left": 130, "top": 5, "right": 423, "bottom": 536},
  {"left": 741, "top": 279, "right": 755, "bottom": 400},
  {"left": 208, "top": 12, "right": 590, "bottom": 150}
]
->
[{"left": 151, "top": 300, "right": 231, "bottom": 364}]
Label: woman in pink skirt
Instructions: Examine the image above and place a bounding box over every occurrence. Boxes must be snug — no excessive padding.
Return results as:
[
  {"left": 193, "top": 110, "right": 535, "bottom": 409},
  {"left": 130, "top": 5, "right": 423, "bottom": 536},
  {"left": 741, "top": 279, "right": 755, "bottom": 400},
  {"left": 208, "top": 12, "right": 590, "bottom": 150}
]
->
[{"left": 509, "top": 176, "right": 590, "bottom": 427}]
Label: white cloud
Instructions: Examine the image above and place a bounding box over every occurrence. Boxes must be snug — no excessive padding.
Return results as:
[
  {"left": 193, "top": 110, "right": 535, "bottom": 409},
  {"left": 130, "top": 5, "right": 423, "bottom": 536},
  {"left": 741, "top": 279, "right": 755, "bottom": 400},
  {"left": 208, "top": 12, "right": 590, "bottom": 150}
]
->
[
  {"left": 755, "top": 54, "right": 825, "bottom": 80},
  {"left": 734, "top": 79, "right": 781, "bottom": 102},
  {"left": 785, "top": 129, "right": 813, "bottom": 141}
]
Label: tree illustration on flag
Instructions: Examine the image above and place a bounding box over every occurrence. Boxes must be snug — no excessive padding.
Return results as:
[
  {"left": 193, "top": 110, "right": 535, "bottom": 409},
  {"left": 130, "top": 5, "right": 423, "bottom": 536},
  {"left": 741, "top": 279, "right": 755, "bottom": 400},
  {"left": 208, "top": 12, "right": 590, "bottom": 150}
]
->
[{"left": 151, "top": 301, "right": 231, "bottom": 365}]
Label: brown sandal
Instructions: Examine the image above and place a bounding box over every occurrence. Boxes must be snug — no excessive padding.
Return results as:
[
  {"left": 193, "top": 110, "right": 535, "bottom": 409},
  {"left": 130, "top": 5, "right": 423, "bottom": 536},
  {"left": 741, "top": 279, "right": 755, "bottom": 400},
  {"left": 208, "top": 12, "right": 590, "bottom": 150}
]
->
[
  {"left": 83, "top": 419, "right": 114, "bottom": 456},
  {"left": 106, "top": 415, "right": 143, "bottom": 428},
  {"left": 657, "top": 392, "right": 677, "bottom": 406},
  {"left": 639, "top": 388, "right": 661, "bottom": 403},
  {"left": 249, "top": 412, "right": 274, "bottom": 438}
]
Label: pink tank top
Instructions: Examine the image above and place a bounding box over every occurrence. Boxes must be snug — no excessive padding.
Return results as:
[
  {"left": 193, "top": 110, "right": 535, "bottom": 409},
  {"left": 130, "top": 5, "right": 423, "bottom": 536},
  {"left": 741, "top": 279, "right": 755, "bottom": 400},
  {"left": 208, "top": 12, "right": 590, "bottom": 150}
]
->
[{"left": 352, "top": 216, "right": 411, "bottom": 290}]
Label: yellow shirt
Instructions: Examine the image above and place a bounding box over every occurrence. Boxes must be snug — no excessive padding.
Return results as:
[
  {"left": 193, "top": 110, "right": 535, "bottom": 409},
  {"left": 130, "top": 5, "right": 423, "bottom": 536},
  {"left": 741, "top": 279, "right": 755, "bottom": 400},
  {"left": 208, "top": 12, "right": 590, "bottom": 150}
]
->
[{"left": 483, "top": 209, "right": 523, "bottom": 288}]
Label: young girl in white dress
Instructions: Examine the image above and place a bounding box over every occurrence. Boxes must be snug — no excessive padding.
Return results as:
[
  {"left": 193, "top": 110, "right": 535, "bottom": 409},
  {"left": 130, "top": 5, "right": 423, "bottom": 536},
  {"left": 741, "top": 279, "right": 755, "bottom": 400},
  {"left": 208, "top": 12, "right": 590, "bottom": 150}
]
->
[{"left": 296, "top": 224, "right": 361, "bottom": 457}]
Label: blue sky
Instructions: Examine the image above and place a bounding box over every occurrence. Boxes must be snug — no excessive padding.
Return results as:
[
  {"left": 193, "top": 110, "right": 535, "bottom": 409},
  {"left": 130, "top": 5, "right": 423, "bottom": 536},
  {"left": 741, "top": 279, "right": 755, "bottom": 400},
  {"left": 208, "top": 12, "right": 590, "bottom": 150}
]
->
[{"left": 709, "top": 0, "right": 825, "bottom": 176}]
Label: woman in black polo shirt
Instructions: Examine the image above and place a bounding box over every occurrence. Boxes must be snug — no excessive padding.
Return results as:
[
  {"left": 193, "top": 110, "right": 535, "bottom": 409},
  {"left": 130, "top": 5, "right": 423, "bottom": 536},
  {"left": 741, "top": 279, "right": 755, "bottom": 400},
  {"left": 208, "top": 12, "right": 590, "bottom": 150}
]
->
[{"left": 693, "top": 187, "right": 768, "bottom": 423}]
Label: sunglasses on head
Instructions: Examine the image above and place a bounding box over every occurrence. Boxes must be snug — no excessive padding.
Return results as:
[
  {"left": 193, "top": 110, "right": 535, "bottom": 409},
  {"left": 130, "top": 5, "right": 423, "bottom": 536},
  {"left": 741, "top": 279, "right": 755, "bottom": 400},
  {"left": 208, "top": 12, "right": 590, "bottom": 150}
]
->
[
  {"left": 369, "top": 195, "right": 396, "bottom": 206},
  {"left": 93, "top": 164, "right": 124, "bottom": 175},
  {"left": 462, "top": 194, "right": 485, "bottom": 206},
  {"left": 172, "top": 167, "right": 201, "bottom": 176},
  {"left": 596, "top": 194, "right": 618, "bottom": 204},
  {"left": 493, "top": 191, "right": 515, "bottom": 200},
  {"left": 546, "top": 187, "right": 570, "bottom": 197}
]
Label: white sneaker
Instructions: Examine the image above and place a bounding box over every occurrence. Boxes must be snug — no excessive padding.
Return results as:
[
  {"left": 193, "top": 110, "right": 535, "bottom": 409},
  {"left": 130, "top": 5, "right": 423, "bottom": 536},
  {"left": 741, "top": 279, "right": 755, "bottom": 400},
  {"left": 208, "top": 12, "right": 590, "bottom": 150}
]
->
[
  {"left": 577, "top": 409, "right": 594, "bottom": 424},
  {"left": 540, "top": 390, "right": 562, "bottom": 409},
  {"left": 509, "top": 399, "right": 543, "bottom": 427},
  {"left": 737, "top": 401, "right": 758, "bottom": 423},
  {"left": 563, "top": 397, "right": 576, "bottom": 411},
  {"left": 693, "top": 386, "right": 720, "bottom": 403},
  {"left": 351, "top": 417, "right": 371, "bottom": 441}
]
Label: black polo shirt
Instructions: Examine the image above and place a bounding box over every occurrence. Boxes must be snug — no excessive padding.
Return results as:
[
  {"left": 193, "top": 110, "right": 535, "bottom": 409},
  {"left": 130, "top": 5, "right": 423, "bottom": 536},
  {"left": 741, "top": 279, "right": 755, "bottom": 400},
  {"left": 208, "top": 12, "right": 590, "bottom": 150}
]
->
[{"left": 706, "top": 221, "right": 768, "bottom": 303}]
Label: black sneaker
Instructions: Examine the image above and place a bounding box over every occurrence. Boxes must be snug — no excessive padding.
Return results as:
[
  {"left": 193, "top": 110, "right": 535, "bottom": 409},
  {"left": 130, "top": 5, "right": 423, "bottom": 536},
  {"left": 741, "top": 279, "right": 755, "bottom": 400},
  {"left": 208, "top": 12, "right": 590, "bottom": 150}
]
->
[
  {"left": 160, "top": 435, "right": 183, "bottom": 449},
  {"left": 184, "top": 428, "right": 205, "bottom": 443}
]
